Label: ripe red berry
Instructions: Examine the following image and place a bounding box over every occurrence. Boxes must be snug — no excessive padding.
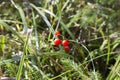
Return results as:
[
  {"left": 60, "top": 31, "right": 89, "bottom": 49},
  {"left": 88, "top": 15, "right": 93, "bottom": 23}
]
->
[
  {"left": 62, "top": 40, "right": 69, "bottom": 46},
  {"left": 54, "top": 38, "right": 61, "bottom": 46},
  {"left": 64, "top": 46, "right": 70, "bottom": 52},
  {"left": 55, "top": 31, "right": 61, "bottom": 36}
]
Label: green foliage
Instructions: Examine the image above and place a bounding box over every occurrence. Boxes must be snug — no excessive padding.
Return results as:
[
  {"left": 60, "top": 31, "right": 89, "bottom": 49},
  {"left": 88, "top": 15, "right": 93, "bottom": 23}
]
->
[{"left": 0, "top": 0, "right": 120, "bottom": 80}]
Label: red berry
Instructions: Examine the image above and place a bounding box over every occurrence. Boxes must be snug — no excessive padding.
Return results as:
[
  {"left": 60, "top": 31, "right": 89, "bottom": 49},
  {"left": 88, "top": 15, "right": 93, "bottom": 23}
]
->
[
  {"left": 64, "top": 46, "right": 70, "bottom": 52},
  {"left": 55, "top": 31, "right": 61, "bottom": 36},
  {"left": 62, "top": 40, "right": 69, "bottom": 46},
  {"left": 54, "top": 38, "right": 61, "bottom": 46}
]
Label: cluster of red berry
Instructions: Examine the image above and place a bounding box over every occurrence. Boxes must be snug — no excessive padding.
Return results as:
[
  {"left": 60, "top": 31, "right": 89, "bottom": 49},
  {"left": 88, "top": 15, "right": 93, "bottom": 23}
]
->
[{"left": 54, "top": 31, "right": 70, "bottom": 52}]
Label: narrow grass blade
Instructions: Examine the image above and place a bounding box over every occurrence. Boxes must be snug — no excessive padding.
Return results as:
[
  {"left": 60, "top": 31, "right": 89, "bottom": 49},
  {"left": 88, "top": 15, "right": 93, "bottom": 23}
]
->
[
  {"left": 11, "top": 0, "right": 28, "bottom": 31},
  {"left": 16, "top": 33, "right": 30, "bottom": 80},
  {"left": 0, "top": 35, "right": 5, "bottom": 57},
  {"left": 30, "top": 3, "right": 55, "bottom": 35},
  {"left": 31, "top": 3, "right": 75, "bottom": 40},
  {"left": 31, "top": 8, "right": 39, "bottom": 51}
]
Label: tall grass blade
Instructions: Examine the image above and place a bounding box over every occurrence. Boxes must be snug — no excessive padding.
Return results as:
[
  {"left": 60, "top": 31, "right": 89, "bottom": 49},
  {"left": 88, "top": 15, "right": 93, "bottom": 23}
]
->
[
  {"left": 16, "top": 33, "right": 30, "bottom": 80},
  {"left": 11, "top": 0, "right": 28, "bottom": 32},
  {"left": 30, "top": 3, "right": 75, "bottom": 40},
  {"left": 31, "top": 9, "right": 39, "bottom": 52},
  {"left": 30, "top": 3, "right": 55, "bottom": 35}
]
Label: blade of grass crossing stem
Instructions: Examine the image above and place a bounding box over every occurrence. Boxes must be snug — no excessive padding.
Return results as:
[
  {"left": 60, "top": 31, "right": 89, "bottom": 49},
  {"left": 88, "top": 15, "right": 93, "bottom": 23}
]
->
[
  {"left": 16, "top": 33, "right": 30, "bottom": 80},
  {"left": 61, "top": 0, "right": 70, "bottom": 11},
  {"left": 60, "top": 21, "right": 75, "bottom": 39},
  {"left": 11, "top": 0, "right": 28, "bottom": 32},
  {"left": 30, "top": 3, "right": 75, "bottom": 40},
  {"left": 43, "top": 7, "right": 76, "bottom": 40},
  {"left": 31, "top": 9, "right": 43, "bottom": 71},
  {"left": 44, "top": 9, "right": 76, "bottom": 39},
  {"left": 31, "top": 8, "right": 39, "bottom": 51},
  {"left": 81, "top": 44, "right": 98, "bottom": 80},
  {"left": 0, "top": 21, "right": 24, "bottom": 42},
  {"left": 30, "top": 3, "right": 55, "bottom": 35}
]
